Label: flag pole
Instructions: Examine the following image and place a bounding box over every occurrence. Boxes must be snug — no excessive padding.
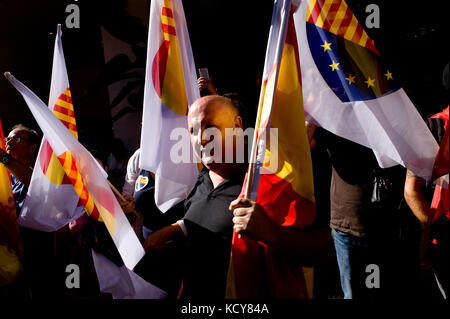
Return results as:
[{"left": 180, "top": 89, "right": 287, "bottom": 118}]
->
[
  {"left": 107, "top": 179, "right": 142, "bottom": 219},
  {"left": 244, "top": 0, "right": 291, "bottom": 200}
]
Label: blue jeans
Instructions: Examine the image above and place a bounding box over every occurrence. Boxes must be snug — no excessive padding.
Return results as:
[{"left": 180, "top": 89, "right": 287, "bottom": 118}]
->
[{"left": 333, "top": 229, "right": 371, "bottom": 299}]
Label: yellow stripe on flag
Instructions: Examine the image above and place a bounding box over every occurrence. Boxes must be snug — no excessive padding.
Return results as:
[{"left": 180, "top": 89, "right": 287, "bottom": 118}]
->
[
  {"left": 53, "top": 110, "right": 76, "bottom": 125},
  {"left": 264, "top": 39, "right": 315, "bottom": 203},
  {"left": 0, "top": 119, "right": 16, "bottom": 213},
  {"left": 160, "top": 0, "right": 188, "bottom": 116},
  {"left": 54, "top": 98, "right": 74, "bottom": 112},
  {"left": 57, "top": 151, "right": 105, "bottom": 223},
  {"left": 328, "top": 1, "right": 347, "bottom": 34}
]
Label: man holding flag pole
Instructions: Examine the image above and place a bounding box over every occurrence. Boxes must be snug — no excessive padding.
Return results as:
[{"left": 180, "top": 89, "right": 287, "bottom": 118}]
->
[{"left": 143, "top": 0, "right": 333, "bottom": 299}]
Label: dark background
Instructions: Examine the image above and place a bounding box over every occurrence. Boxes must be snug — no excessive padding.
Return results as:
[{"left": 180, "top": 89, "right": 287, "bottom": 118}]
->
[{"left": 0, "top": 0, "right": 448, "bottom": 152}]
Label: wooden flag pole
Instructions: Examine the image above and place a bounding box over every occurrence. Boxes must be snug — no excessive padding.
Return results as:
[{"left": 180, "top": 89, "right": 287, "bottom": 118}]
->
[{"left": 107, "top": 179, "right": 142, "bottom": 219}]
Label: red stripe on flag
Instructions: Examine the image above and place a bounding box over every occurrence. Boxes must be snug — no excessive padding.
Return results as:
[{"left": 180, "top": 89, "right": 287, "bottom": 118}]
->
[
  {"left": 336, "top": 5, "right": 353, "bottom": 37},
  {"left": 152, "top": 40, "right": 170, "bottom": 98},
  {"left": 39, "top": 140, "right": 54, "bottom": 174},
  {"left": 162, "top": 23, "right": 176, "bottom": 36},
  {"left": 59, "top": 118, "right": 77, "bottom": 131},
  {"left": 90, "top": 204, "right": 101, "bottom": 220},
  {"left": 326, "top": 1, "right": 343, "bottom": 27},
  {"left": 162, "top": 7, "right": 173, "bottom": 18},
  {"left": 308, "top": 1, "right": 322, "bottom": 24},
  {"left": 58, "top": 92, "right": 72, "bottom": 104},
  {"left": 53, "top": 104, "right": 75, "bottom": 117},
  {"left": 352, "top": 25, "right": 364, "bottom": 43},
  {"left": 351, "top": 24, "right": 364, "bottom": 43},
  {"left": 319, "top": 0, "right": 333, "bottom": 31},
  {"left": 38, "top": 140, "right": 72, "bottom": 185},
  {"left": 255, "top": 174, "right": 316, "bottom": 228}
]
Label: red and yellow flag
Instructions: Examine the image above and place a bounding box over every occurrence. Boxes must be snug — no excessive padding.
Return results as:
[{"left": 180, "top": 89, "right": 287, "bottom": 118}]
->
[
  {"left": 151, "top": 0, "right": 188, "bottom": 116},
  {"left": 227, "top": 1, "right": 316, "bottom": 299},
  {"left": 0, "top": 118, "right": 16, "bottom": 215},
  {"left": 20, "top": 25, "right": 102, "bottom": 232},
  {"left": 140, "top": 0, "right": 199, "bottom": 212},
  {"left": 5, "top": 71, "right": 145, "bottom": 270}
]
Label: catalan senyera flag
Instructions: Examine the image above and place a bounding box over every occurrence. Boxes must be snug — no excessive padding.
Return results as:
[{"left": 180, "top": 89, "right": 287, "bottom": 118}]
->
[
  {"left": 20, "top": 25, "right": 85, "bottom": 231},
  {"left": 294, "top": 0, "right": 438, "bottom": 181},
  {"left": 140, "top": 0, "right": 199, "bottom": 212},
  {"left": 5, "top": 72, "right": 145, "bottom": 270},
  {"left": 0, "top": 118, "right": 16, "bottom": 215},
  {"left": 227, "top": 0, "right": 316, "bottom": 299}
]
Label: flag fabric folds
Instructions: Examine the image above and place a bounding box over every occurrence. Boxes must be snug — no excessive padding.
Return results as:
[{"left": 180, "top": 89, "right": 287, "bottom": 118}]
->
[
  {"left": 227, "top": 0, "right": 316, "bottom": 298},
  {"left": 5, "top": 72, "right": 145, "bottom": 271},
  {"left": 20, "top": 24, "right": 85, "bottom": 231},
  {"left": 92, "top": 250, "right": 168, "bottom": 299},
  {"left": 295, "top": 0, "right": 439, "bottom": 181},
  {"left": 140, "top": 0, "right": 199, "bottom": 212}
]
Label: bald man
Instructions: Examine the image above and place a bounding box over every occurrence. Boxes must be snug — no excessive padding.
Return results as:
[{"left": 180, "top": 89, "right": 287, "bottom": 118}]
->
[
  {"left": 143, "top": 96, "right": 246, "bottom": 297},
  {"left": 144, "top": 96, "right": 333, "bottom": 298}
]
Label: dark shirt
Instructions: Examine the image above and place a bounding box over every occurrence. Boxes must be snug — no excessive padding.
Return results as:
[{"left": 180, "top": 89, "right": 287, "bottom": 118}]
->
[
  {"left": 182, "top": 167, "right": 246, "bottom": 299},
  {"left": 10, "top": 174, "right": 27, "bottom": 216},
  {"left": 133, "top": 169, "right": 184, "bottom": 233},
  {"left": 314, "top": 128, "right": 377, "bottom": 185},
  {"left": 314, "top": 128, "right": 377, "bottom": 237}
]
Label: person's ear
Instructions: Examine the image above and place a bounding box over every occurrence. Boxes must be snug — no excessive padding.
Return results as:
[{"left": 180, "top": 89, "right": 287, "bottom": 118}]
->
[{"left": 234, "top": 115, "right": 243, "bottom": 129}]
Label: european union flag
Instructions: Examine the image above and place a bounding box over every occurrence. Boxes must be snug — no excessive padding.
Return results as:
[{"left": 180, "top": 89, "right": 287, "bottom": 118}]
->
[{"left": 305, "top": 0, "right": 400, "bottom": 102}]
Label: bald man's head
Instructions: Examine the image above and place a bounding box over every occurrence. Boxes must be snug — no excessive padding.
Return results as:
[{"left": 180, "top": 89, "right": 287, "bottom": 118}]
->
[
  {"left": 188, "top": 95, "right": 244, "bottom": 173},
  {"left": 188, "top": 95, "right": 239, "bottom": 120}
]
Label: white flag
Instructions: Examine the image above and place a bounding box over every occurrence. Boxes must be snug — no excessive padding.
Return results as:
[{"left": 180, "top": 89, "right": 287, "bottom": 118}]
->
[
  {"left": 92, "top": 250, "right": 167, "bottom": 299},
  {"left": 5, "top": 72, "right": 145, "bottom": 270},
  {"left": 140, "top": 0, "right": 199, "bottom": 212},
  {"left": 294, "top": 0, "right": 438, "bottom": 181},
  {"left": 20, "top": 24, "right": 84, "bottom": 231}
]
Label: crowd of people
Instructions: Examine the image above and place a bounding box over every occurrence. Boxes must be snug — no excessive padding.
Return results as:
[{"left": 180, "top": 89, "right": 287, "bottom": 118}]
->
[{"left": 0, "top": 70, "right": 448, "bottom": 300}]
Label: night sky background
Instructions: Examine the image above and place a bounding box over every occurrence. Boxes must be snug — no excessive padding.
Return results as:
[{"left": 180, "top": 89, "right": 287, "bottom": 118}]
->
[{"left": 0, "top": 0, "right": 448, "bottom": 155}]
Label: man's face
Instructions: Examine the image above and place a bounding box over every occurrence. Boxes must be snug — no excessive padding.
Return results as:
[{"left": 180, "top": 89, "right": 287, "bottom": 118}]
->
[
  {"left": 188, "top": 97, "right": 242, "bottom": 172},
  {"left": 5, "top": 129, "right": 36, "bottom": 163}
]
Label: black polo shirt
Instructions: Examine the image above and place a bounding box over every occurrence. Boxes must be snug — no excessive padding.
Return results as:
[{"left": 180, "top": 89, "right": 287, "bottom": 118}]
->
[
  {"left": 133, "top": 169, "right": 184, "bottom": 232},
  {"left": 181, "top": 167, "right": 246, "bottom": 299}
]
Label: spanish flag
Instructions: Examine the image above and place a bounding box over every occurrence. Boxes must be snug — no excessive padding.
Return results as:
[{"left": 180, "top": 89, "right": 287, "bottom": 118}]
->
[
  {"left": 227, "top": 0, "right": 316, "bottom": 298},
  {"left": 140, "top": 0, "right": 199, "bottom": 212},
  {"left": 5, "top": 72, "right": 145, "bottom": 271},
  {"left": 20, "top": 24, "right": 86, "bottom": 231}
]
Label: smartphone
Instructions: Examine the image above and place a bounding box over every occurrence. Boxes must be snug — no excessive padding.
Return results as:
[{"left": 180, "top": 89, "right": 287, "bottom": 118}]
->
[{"left": 198, "top": 68, "right": 209, "bottom": 81}]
